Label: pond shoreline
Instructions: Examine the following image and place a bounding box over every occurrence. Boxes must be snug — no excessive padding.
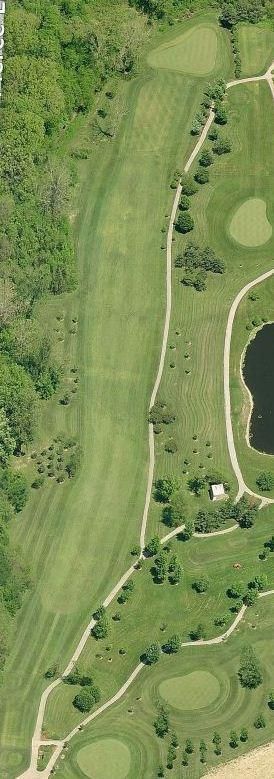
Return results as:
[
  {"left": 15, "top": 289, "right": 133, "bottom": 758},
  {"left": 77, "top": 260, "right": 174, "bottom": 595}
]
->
[{"left": 240, "top": 320, "right": 274, "bottom": 457}]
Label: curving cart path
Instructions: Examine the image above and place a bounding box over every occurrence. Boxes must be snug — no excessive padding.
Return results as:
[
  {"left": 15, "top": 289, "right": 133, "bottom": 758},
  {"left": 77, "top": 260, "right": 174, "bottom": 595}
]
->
[{"left": 16, "top": 64, "right": 274, "bottom": 779}]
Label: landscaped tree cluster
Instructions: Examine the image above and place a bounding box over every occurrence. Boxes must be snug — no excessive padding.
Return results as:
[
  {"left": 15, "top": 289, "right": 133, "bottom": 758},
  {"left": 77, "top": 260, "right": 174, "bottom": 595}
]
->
[
  {"left": 219, "top": 0, "right": 267, "bottom": 28},
  {"left": 175, "top": 243, "right": 225, "bottom": 292},
  {"left": 193, "top": 493, "right": 257, "bottom": 534},
  {"left": 149, "top": 400, "right": 176, "bottom": 434}
]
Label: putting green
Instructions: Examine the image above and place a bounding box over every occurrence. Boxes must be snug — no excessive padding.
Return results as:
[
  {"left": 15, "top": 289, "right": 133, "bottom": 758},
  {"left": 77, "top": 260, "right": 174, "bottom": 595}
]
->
[
  {"left": 159, "top": 670, "right": 220, "bottom": 710},
  {"left": 230, "top": 198, "right": 272, "bottom": 247},
  {"left": 147, "top": 25, "right": 217, "bottom": 75},
  {"left": 77, "top": 738, "right": 131, "bottom": 779}
]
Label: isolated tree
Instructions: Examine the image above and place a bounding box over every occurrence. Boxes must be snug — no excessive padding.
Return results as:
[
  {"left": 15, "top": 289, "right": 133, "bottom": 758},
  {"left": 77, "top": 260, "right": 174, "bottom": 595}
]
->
[
  {"left": 171, "top": 731, "right": 179, "bottom": 748},
  {"left": 169, "top": 563, "right": 183, "bottom": 585},
  {"left": 73, "top": 688, "right": 97, "bottom": 712},
  {"left": 188, "top": 474, "right": 206, "bottom": 496},
  {"left": 153, "top": 551, "right": 168, "bottom": 583},
  {"left": 213, "top": 137, "right": 232, "bottom": 155},
  {"left": 190, "top": 623, "right": 206, "bottom": 641},
  {"left": 192, "top": 575, "right": 209, "bottom": 593},
  {"left": 254, "top": 713, "right": 265, "bottom": 728},
  {"left": 179, "top": 194, "right": 190, "bottom": 211},
  {"left": 195, "top": 169, "right": 209, "bottom": 184},
  {"left": 268, "top": 691, "right": 274, "bottom": 710},
  {"left": 256, "top": 471, "right": 274, "bottom": 491},
  {"left": 240, "top": 727, "right": 248, "bottom": 742},
  {"left": 176, "top": 212, "right": 194, "bottom": 234},
  {"left": 238, "top": 645, "right": 263, "bottom": 689}
]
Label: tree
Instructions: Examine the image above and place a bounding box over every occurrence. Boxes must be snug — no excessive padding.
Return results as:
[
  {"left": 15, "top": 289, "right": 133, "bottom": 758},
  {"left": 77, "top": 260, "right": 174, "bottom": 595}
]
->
[
  {"left": 92, "top": 614, "right": 109, "bottom": 640},
  {"left": 214, "top": 103, "right": 228, "bottom": 125},
  {"left": 254, "top": 713, "right": 265, "bottom": 728},
  {"left": 240, "top": 727, "right": 248, "bottom": 742},
  {"left": 154, "top": 477, "right": 180, "bottom": 502},
  {"left": 256, "top": 471, "right": 274, "bottom": 491},
  {"left": 182, "top": 751, "right": 189, "bottom": 766},
  {"left": 229, "top": 730, "right": 239, "bottom": 748},
  {"left": 181, "top": 519, "right": 193, "bottom": 540},
  {"left": 213, "top": 137, "right": 232, "bottom": 155},
  {"left": 212, "top": 732, "right": 221, "bottom": 746},
  {"left": 179, "top": 195, "right": 190, "bottom": 211},
  {"left": 163, "top": 490, "right": 186, "bottom": 528},
  {"left": 188, "top": 474, "right": 206, "bottom": 496},
  {"left": 0, "top": 468, "right": 29, "bottom": 512},
  {"left": 163, "top": 634, "right": 181, "bottom": 654},
  {"left": 45, "top": 664, "right": 59, "bottom": 679},
  {"left": 185, "top": 738, "right": 194, "bottom": 754},
  {"left": 180, "top": 174, "right": 198, "bottom": 196},
  {"left": 154, "top": 705, "right": 169, "bottom": 737},
  {"left": 195, "top": 169, "right": 209, "bottom": 184},
  {"left": 227, "top": 580, "right": 245, "bottom": 599},
  {"left": 0, "top": 410, "right": 16, "bottom": 466},
  {"left": 145, "top": 535, "right": 161, "bottom": 556},
  {"left": 190, "top": 623, "right": 206, "bottom": 641},
  {"left": 268, "top": 691, "right": 274, "bottom": 710},
  {"left": 73, "top": 687, "right": 99, "bottom": 712},
  {"left": 199, "top": 149, "right": 214, "bottom": 167},
  {"left": 214, "top": 613, "right": 230, "bottom": 627},
  {"left": 192, "top": 576, "right": 209, "bottom": 593},
  {"left": 169, "top": 563, "right": 182, "bottom": 585},
  {"left": 143, "top": 643, "right": 161, "bottom": 665},
  {"left": 158, "top": 764, "right": 165, "bottom": 777},
  {"left": 238, "top": 645, "right": 263, "bottom": 689},
  {"left": 171, "top": 731, "right": 179, "bottom": 748},
  {"left": 243, "top": 589, "right": 257, "bottom": 606},
  {"left": 176, "top": 212, "right": 194, "bottom": 234},
  {"left": 153, "top": 551, "right": 168, "bottom": 583}
]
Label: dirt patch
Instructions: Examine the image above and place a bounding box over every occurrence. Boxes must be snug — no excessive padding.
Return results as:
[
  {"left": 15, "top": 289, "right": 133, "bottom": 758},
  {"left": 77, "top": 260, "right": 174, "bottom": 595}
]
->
[{"left": 205, "top": 742, "right": 274, "bottom": 778}]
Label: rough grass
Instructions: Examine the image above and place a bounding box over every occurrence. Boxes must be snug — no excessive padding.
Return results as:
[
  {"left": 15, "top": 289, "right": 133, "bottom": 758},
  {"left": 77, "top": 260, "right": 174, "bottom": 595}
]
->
[
  {"left": 238, "top": 22, "right": 274, "bottom": 77},
  {"left": 229, "top": 198, "right": 272, "bottom": 247},
  {"left": 147, "top": 24, "right": 218, "bottom": 76},
  {"left": 77, "top": 739, "right": 131, "bottom": 779},
  {"left": 159, "top": 670, "right": 220, "bottom": 710}
]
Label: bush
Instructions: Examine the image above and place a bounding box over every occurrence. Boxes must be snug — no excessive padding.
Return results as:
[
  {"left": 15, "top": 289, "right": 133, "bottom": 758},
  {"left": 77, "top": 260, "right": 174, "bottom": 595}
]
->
[
  {"left": 240, "top": 727, "right": 248, "bottom": 742},
  {"left": 256, "top": 471, "right": 274, "bottom": 491},
  {"left": 189, "top": 623, "right": 206, "bottom": 641},
  {"left": 254, "top": 713, "right": 265, "bottom": 729},
  {"left": 176, "top": 212, "right": 194, "bottom": 234},
  {"left": 45, "top": 664, "right": 59, "bottom": 679},
  {"left": 163, "top": 634, "right": 181, "bottom": 654},
  {"left": 164, "top": 439, "right": 178, "bottom": 454}
]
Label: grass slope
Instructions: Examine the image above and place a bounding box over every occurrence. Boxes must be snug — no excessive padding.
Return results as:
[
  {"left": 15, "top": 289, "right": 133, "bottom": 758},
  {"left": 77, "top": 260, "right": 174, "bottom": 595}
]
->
[{"left": 0, "top": 13, "right": 229, "bottom": 778}]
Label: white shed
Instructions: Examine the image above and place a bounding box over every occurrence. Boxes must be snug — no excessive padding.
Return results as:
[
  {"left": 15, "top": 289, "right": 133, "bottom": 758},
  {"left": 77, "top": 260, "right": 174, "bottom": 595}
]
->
[{"left": 210, "top": 483, "right": 226, "bottom": 501}]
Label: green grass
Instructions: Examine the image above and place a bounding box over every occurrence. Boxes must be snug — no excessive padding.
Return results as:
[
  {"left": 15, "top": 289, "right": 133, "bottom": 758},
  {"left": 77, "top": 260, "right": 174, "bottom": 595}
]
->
[
  {"left": 229, "top": 198, "right": 272, "bottom": 247},
  {"left": 44, "top": 505, "right": 274, "bottom": 739},
  {"left": 148, "top": 78, "right": 274, "bottom": 538},
  {"left": 0, "top": 12, "right": 232, "bottom": 779},
  {"left": 37, "top": 745, "right": 55, "bottom": 772},
  {"left": 77, "top": 738, "right": 131, "bottom": 779},
  {"left": 50, "top": 597, "right": 274, "bottom": 778},
  {"left": 147, "top": 23, "right": 218, "bottom": 76},
  {"left": 238, "top": 22, "right": 274, "bottom": 76},
  {"left": 159, "top": 670, "right": 220, "bottom": 710}
]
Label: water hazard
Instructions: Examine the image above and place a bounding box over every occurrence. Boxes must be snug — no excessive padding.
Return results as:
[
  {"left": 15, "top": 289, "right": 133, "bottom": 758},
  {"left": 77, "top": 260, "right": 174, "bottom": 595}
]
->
[{"left": 243, "top": 323, "right": 274, "bottom": 454}]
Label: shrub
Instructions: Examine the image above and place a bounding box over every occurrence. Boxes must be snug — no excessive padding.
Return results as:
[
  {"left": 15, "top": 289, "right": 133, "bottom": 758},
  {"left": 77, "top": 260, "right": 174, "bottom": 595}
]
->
[
  {"left": 238, "top": 645, "right": 263, "bottom": 689},
  {"left": 176, "top": 212, "right": 194, "bottom": 234},
  {"left": 256, "top": 471, "right": 274, "bottom": 491}
]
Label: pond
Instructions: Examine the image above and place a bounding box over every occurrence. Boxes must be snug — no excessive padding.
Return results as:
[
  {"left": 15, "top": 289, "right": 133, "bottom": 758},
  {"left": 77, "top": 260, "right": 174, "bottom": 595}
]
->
[{"left": 242, "top": 322, "right": 274, "bottom": 454}]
